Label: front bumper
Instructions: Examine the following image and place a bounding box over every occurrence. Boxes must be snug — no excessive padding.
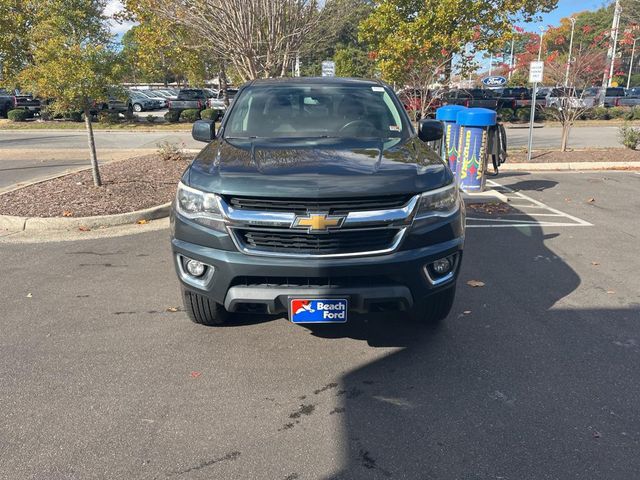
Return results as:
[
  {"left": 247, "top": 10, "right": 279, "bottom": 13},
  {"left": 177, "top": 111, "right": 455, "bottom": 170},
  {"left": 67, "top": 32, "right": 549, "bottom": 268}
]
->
[{"left": 171, "top": 212, "right": 464, "bottom": 315}]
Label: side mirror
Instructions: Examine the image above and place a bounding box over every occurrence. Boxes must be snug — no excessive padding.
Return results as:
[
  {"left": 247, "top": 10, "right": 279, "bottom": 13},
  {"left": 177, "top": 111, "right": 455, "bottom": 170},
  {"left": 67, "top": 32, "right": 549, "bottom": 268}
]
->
[
  {"left": 418, "top": 119, "right": 444, "bottom": 142},
  {"left": 192, "top": 119, "right": 216, "bottom": 142}
]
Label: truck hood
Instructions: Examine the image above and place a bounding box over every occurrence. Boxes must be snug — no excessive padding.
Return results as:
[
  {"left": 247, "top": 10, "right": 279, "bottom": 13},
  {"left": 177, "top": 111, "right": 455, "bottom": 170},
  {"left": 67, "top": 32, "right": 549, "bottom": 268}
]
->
[{"left": 187, "top": 137, "right": 451, "bottom": 198}]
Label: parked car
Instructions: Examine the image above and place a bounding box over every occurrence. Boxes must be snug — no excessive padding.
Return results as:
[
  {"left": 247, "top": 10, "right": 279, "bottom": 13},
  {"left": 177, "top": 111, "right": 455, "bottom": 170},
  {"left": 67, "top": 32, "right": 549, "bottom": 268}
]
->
[
  {"left": 128, "top": 90, "right": 163, "bottom": 112},
  {"left": 137, "top": 90, "right": 168, "bottom": 108},
  {"left": 545, "top": 87, "right": 590, "bottom": 109},
  {"left": 0, "top": 89, "right": 13, "bottom": 117},
  {"left": 442, "top": 88, "right": 499, "bottom": 109},
  {"left": 616, "top": 86, "right": 640, "bottom": 107},
  {"left": 12, "top": 90, "right": 42, "bottom": 113},
  {"left": 168, "top": 89, "right": 212, "bottom": 112},
  {"left": 583, "top": 87, "right": 626, "bottom": 107},
  {"left": 207, "top": 88, "right": 238, "bottom": 113},
  {"left": 396, "top": 88, "right": 442, "bottom": 119},
  {"left": 171, "top": 77, "right": 464, "bottom": 326},
  {"left": 496, "top": 87, "right": 533, "bottom": 110}
]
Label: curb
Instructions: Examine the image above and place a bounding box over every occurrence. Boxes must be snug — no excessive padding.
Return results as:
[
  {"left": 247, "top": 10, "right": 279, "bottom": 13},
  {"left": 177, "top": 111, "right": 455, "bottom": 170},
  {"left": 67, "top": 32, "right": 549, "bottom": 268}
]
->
[
  {"left": 500, "top": 161, "right": 640, "bottom": 171},
  {"left": 0, "top": 203, "right": 171, "bottom": 232}
]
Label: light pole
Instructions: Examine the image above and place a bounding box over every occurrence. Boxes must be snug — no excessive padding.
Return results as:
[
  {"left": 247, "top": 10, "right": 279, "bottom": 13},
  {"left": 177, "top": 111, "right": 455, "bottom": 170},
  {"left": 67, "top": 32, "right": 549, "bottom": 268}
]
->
[
  {"left": 602, "top": 0, "right": 622, "bottom": 98},
  {"left": 628, "top": 37, "right": 639, "bottom": 89},
  {"left": 564, "top": 17, "right": 577, "bottom": 87},
  {"left": 508, "top": 35, "right": 515, "bottom": 81},
  {"left": 527, "top": 26, "right": 546, "bottom": 162}
]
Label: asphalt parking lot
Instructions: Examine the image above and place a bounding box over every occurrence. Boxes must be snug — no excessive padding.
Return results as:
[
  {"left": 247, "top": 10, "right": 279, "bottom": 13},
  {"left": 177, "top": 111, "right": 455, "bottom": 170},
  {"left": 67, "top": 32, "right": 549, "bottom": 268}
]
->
[{"left": 1, "top": 170, "right": 640, "bottom": 479}]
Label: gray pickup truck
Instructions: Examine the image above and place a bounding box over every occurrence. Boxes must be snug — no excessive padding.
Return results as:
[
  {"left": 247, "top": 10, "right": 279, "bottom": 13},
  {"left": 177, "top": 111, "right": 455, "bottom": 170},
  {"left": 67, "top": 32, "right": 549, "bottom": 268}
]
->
[
  {"left": 0, "top": 89, "right": 41, "bottom": 116},
  {"left": 170, "top": 77, "right": 464, "bottom": 327},
  {"left": 168, "top": 89, "right": 212, "bottom": 113},
  {"left": 616, "top": 87, "right": 640, "bottom": 107}
]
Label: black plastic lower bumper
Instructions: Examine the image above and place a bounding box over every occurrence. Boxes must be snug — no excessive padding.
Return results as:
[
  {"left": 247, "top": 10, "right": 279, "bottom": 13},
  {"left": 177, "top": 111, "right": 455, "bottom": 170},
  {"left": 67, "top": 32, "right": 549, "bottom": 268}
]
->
[{"left": 171, "top": 233, "right": 463, "bottom": 314}]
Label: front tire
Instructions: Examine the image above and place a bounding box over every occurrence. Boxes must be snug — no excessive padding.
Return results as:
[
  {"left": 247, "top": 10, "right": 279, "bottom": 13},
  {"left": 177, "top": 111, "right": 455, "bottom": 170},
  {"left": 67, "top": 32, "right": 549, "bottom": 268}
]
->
[
  {"left": 409, "top": 284, "right": 456, "bottom": 324},
  {"left": 182, "top": 288, "right": 228, "bottom": 326},
  {"left": 133, "top": 103, "right": 143, "bottom": 112}
]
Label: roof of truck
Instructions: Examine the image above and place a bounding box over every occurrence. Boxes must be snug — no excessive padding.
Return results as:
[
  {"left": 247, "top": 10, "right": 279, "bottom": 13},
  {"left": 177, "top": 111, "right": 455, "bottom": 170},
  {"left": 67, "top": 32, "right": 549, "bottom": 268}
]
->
[{"left": 247, "top": 77, "right": 385, "bottom": 87}]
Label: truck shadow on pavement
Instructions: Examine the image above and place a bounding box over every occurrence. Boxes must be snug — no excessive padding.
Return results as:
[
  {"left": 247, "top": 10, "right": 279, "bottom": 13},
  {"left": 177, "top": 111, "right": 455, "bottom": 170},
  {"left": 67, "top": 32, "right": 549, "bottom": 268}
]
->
[{"left": 307, "top": 213, "right": 639, "bottom": 479}]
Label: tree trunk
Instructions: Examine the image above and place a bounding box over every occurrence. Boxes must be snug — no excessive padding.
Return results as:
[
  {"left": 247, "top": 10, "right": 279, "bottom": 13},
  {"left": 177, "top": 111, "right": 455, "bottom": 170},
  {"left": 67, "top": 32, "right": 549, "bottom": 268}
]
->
[
  {"left": 220, "top": 64, "right": 230, "bottom": 107},
  {"left": 84, "top": 107, "right": 102, "bottom": 187},
  {"left": 560, "top": 123, "right": 571, "bottom": 152}
]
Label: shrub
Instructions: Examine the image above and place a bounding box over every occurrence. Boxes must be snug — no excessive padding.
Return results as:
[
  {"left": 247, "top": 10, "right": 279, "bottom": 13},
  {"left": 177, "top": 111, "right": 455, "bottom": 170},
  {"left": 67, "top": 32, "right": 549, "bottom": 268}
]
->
[
  {"left": 7, "top": 109, "right": 29, "bottom": 122},
  {"left": 591, "top": 106, "right": 610, "bottom": 120},
  {"left": 608, "top": 106, "right": 627, "bottom": 119},
  {"left": 180, "top": 108, "right": 201, "bottom": 122},
  {"left": 164, "top": 110, "right": 181, "bottom": 123},
  {"left": 515, "top": 107, "right": 531, "bottom": 122},
  {"left": 98, "top": 111, "right": 120, "bottom": 124},
  {"left": 200, "top": 108, "right": 220, "bottom": 121},
  {"left": 146, "top": 114, "right": 157, "bottom": 123},
  {"left": 633, "top": 107, "right": 640, "bottom": 121},
  {"left": 497, "top": 108, "right": 514, "bottom": 122},
  {"left": 619, "top": 124, "right": 640, "bottom": 150},
  {"left": 64, "top": 111, "right": 82, "bottom": 122},
  {"left": 157, "top": 141, "right": 185, "bottom": 161}
]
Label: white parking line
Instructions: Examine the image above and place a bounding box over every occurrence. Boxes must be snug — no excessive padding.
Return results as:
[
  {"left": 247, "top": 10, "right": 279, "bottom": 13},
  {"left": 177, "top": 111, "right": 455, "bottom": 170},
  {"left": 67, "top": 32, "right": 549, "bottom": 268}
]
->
[{"left": 466, "top": 180, "right": 593, "bottom": 229}]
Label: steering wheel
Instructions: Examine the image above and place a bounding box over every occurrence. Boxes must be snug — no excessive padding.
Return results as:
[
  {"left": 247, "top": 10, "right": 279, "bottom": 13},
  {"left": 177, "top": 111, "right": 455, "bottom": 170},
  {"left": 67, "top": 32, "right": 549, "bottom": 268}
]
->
[{"left": 339, "top": 120, "right": 377, "bottom": 134}]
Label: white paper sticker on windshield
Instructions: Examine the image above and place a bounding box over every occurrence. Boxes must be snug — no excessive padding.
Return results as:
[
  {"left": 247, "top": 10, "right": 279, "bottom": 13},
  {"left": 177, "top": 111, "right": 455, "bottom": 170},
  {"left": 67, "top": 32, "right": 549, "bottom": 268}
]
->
[
  {"left": 389, "top": 125, "right": 401, "bottom": 131},
  {"left": 372, "top": 86, "right": 385, "bottom": 92}
]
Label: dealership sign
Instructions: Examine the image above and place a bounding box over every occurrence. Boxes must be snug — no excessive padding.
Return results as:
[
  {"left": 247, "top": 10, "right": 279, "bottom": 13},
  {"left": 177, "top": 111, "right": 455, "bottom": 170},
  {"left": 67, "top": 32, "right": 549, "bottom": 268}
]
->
[{"left": 481, "top": 76, "right": 507, "bottom": 88}]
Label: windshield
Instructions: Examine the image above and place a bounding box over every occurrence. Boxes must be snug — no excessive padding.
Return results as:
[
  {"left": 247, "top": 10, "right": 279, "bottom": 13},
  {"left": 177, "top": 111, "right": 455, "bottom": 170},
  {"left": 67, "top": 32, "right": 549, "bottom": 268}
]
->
[{"left": 223, "top": 85, "right": 407, "bottom": 140}]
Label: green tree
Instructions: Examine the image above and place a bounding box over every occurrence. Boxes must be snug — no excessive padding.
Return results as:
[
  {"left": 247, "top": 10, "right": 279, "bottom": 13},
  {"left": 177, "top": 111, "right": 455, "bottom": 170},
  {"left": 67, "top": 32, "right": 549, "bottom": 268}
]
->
[
  {"left": 299, "top": 0, "right": 373, "bottom": 76},
  {"left": 17, "top": 0, "right": 121, "bottom": 186},
  {"left": 334, "top": 46, "right": 375, "bottom": 77}
]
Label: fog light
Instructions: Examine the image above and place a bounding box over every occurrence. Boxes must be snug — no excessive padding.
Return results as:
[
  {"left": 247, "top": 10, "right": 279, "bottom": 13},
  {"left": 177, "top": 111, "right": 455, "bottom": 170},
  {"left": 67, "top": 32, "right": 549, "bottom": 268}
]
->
[
  {"left": 431, "top": 257, "right": 452, "bottom": 275},
  {"left": 186, "top": 259, "right": 206, "bottom": 277}
]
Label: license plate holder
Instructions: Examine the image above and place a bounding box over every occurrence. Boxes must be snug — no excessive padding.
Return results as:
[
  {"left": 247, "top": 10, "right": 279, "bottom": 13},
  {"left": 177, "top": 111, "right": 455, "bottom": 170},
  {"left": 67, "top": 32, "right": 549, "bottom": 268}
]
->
[{"left": 289, "top": 298, "right": 348, "bottom": 324}]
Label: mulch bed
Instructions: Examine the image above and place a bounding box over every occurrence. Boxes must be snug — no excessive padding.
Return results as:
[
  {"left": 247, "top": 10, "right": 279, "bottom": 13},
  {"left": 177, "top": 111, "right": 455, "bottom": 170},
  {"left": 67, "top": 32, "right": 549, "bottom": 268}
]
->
[
  {"left": 508, "top": 148, "right": 640, "bottom": 163},
  {"left": 0, "top": 154, "right": 192, "bottom": 218}
]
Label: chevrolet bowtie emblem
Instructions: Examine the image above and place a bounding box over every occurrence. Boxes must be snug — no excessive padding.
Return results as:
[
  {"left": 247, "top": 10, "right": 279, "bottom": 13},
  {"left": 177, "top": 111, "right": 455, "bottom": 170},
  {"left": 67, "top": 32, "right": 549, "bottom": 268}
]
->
[{"left": 293, "top": 213, "right": 345, "bottom": 232}]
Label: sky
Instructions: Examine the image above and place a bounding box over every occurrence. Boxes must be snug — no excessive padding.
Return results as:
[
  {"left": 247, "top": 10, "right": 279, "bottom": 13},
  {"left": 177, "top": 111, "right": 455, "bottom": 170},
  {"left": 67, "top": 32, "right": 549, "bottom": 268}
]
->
[{"left": 520, "top": 0, "right": 608, "bottom": 32}]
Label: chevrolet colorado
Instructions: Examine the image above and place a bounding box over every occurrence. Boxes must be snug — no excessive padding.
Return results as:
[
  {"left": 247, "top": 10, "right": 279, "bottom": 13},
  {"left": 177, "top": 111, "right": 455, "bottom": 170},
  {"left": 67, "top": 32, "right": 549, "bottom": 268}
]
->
[{"left": 170, "top": 77, "right": 465, "bottom": 326}]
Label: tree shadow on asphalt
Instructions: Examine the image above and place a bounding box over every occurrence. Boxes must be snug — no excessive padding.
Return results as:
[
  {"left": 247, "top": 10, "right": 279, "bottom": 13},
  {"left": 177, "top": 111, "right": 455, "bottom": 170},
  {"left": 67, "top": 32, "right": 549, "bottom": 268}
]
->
[{"left": 305, "top": 207, "right": 640, "bottom": 479}]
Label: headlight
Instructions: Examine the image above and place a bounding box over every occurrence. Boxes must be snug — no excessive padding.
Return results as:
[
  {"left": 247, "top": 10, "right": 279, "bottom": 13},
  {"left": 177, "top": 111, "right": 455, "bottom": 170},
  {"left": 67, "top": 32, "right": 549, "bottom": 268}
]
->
[
  {"left": 415, "top": 183, "right": 459, "bottom": 220},
  {"left": 175, "top": 182, "right": 226, "bottom": 231}
]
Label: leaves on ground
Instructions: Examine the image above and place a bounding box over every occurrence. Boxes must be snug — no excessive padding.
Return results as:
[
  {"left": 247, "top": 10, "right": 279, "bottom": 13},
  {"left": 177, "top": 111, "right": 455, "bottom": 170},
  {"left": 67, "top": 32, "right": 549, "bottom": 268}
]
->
[
  {"left": 78, "top": 226, "right": 91, "bottom": 232},
  {"left": 466, "top": 280, "right": 485, "bottom": 287},
  {"left": 467, "top": 202, "right": 514, "bottom": 215},
  {"left": 26, "top": 293, "right": 33, "bottom": 298},
  {"left": 606, "top": 290, "right": 615, "bottom": 295},
  {"left": 190, "top": 371, "right": 202, "bottom": 378},
  {"left": 137, "top": 219, "right": 148, "bottom": 225},
  {"left": 166, "top": 306, "right": 179, "bottom": 312},
  {"left": 591, "top": 261, "right": 600, "bottom": 266},
  {"left": 62, "top": 210, "right": 73, "bottom": 217},
  {"left": 587, "top": 197, "right": 596, "bottom": 203}
]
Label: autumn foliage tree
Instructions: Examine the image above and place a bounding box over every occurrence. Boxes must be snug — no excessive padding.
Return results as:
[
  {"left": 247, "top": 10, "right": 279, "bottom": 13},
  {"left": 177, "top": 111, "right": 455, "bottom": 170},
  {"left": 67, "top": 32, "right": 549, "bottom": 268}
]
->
[{"left": 359, "top": 0, "right": 558, "bottom": 86}]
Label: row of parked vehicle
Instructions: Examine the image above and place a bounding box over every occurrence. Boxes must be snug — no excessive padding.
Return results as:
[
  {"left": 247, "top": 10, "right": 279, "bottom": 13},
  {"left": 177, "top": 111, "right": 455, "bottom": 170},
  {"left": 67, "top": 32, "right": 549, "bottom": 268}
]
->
[
  {"left": 0, "top": 86, "right": 240, "bottom": 119},
  {"left": 398, "top": 85, "right": 640, "bottom": 116}
]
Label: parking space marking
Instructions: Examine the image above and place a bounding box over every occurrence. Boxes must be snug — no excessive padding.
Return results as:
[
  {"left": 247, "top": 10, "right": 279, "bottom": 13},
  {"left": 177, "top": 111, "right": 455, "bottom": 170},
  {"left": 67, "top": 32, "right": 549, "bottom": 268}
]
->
[{"left": 466, "top": 179, "right": 593, "bottom": 229}]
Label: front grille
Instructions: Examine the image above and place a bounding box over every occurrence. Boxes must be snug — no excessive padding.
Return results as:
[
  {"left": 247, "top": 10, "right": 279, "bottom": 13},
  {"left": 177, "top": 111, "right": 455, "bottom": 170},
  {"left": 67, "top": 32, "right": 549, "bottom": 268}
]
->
[
  {"left": 225, "top": 195, "right": 411, "bottom": 214},
  {"left": 230, "top": 275, "right": 392, "bottom": 288},
  {"left": 235, "top": 228, "right": 401, "bottom": 255}
]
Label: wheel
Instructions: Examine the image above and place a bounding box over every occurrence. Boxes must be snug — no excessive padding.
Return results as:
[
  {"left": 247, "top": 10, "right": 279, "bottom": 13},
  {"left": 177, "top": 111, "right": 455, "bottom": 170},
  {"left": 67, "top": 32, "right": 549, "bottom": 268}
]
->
[
  {"left": 133, "top": 103, "right": 142, "bottom": 112},
  {"left": 182, "top": 287, "right": 228, "bottom": 326},
  {"left": 409, "top": 284, "right": 456, "bottom": 324}
]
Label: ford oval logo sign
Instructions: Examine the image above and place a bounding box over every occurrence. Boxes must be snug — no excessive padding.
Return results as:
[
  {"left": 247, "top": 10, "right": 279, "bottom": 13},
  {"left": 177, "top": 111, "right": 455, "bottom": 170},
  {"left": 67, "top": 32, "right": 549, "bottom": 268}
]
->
[{"left": 482, "top": 76, "right": 507, "bottom": 88}]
